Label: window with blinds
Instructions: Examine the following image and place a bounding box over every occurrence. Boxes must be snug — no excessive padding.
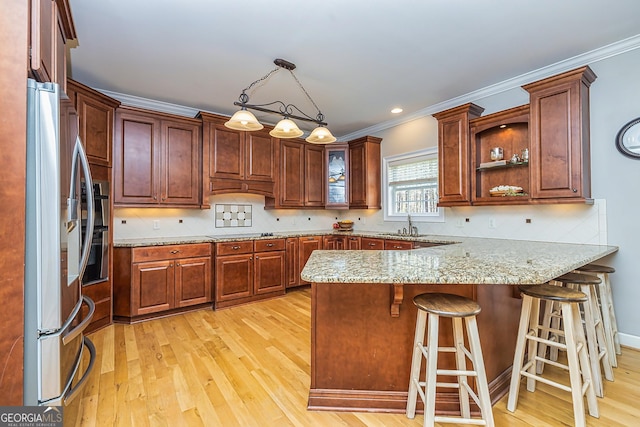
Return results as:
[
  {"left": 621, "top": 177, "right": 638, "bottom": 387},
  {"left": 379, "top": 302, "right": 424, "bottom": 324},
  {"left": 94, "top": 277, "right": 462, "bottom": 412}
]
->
[{"left": 383, "top": 148, "right": 443, "bottom": 220}]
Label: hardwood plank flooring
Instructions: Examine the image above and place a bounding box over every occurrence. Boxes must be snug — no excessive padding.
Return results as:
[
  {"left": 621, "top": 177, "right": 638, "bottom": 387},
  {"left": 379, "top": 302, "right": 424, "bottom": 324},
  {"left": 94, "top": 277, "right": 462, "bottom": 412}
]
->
[{"left": 76, "top": 287, "right": 640, "bottom": 426}]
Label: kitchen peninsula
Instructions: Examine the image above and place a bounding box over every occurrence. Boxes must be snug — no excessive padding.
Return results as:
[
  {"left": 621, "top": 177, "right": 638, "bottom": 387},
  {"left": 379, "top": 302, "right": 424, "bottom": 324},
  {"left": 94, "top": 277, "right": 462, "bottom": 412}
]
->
[{"left": 300, "top": 236, "right": 617, "bottom": 414}]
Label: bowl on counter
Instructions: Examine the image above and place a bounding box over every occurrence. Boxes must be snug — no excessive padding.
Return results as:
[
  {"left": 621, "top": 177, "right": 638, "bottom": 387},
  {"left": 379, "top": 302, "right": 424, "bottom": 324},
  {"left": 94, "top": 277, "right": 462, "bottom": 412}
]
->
[{"left": 337, "top": 220, "right": 354, "bottom": 231}]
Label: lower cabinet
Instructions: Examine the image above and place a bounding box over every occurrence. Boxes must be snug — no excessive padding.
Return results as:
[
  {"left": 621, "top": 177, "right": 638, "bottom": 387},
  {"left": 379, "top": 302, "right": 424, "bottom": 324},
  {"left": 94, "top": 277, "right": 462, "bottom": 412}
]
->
[
  {"left": 298, "top": 236, "right": 323, "bottom": 285},
  {"left": 323, "top": 235, "right": 346, "bottom": 250},
  {"left": 215, "top": 239, "right": 286, "bottom": 309},
  {"left": 81, "top": 280, "right": 112, "bottom": 334},
  {"left": 361, "top": 237, "right": 385, "bottom": 250},
  {"left": 384, "top": 239, "right": 414, "bottom": 250},
  {"left": 285, "top": 237, "right": 300, "bottom": 288},
  {"left": 113, "top": 243, "right": 212, "bottom": 321}
]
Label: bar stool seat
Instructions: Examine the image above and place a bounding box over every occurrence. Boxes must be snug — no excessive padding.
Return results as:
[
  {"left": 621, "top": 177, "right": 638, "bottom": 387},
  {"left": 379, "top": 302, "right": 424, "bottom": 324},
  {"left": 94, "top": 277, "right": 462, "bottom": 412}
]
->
[
  {"left": 551, "top": 272, "right": 614, "bottom": 397},
  {"left": 508, "top": 284, "right": 599, "bottom": 427},
  {"left": 406, "top": 293, "right": 494, "bottom": 427},
  {"left": 576, "top": 264, "right": 620, "bottom": 365}
]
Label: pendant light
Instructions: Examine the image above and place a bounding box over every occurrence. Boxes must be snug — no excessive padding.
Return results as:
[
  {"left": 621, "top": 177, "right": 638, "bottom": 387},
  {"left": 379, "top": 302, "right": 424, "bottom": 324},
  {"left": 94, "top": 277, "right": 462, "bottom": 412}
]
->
[
  {"left": 224, "top": 108, "right": 263, "bottom": 131},
  {"left": 306, "top": 125, "right": 336, "bottom": 144},
  {"left": 225, "top": 59, "right": 335, "bottom": 143},
  {"left": 269, "top": 118, "right": 304, "bottom": 138}
]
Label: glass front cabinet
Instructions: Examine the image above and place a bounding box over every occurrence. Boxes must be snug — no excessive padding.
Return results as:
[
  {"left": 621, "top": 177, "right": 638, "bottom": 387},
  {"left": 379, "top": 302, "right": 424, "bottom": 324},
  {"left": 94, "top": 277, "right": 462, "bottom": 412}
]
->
[{"left": 325, "top": 145, "right": 349, "bottom": 208}]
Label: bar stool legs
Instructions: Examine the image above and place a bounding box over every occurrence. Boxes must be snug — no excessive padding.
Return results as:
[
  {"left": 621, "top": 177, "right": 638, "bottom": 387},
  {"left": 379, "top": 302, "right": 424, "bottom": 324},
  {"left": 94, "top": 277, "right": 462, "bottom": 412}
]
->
[
  {"left": 546, "top": 273, "right": 615, "bottom": 398},
  {"left": 577, "top": 264, "right": 621, "bottom": 365},
  {"left": 508, "top": 284, "right": 598, "bottom": 427},
  {"left": 406, "top": 293, "right": 494, "bottom": 427}
]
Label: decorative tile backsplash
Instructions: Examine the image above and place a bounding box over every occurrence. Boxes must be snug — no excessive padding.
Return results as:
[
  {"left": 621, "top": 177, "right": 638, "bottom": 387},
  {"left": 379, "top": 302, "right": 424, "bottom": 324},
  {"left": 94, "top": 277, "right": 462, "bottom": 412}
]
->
[{"left": 215, "top": 204, "right": 252, "bottom": 228}]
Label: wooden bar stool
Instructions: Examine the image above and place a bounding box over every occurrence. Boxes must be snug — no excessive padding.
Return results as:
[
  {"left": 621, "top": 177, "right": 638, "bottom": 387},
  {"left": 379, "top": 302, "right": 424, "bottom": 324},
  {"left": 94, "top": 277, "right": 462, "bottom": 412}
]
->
[
  {"left": 406, "top": 293, "right": 494, "bottom": 427},
  {"left": 576, "top": 263, "right": 620, "bottom": 366},
  {"left": 508, "top": 284, "right": 599, "bottom": 427},
  {"left": 549, "top": 272, "right": 614, "bottom": 397}
]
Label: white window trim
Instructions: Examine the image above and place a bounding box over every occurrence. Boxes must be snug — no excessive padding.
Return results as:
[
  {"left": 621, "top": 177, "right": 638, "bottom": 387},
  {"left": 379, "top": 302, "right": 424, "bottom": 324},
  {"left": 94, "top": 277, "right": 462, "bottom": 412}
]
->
[{"left": 382, "top": 147, "right": 445, "bottom": 222}]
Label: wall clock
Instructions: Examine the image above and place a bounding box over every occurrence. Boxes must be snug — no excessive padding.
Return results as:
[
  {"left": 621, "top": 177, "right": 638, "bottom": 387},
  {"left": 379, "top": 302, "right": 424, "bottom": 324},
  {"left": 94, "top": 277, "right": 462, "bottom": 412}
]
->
[{"left": 616, "top": 117, "right": 640, "bottom": 159}]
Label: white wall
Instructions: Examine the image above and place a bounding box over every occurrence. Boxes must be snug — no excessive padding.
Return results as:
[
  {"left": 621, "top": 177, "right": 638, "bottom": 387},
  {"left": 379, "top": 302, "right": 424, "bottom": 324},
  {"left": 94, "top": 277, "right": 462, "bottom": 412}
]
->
[{"left": 114, "top": 48, "right": 640, "bottom": 347}]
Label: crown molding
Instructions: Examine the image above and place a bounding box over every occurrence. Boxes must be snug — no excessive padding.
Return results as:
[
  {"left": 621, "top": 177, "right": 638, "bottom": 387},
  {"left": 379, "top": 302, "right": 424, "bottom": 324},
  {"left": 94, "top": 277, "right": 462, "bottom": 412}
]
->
[
  {"left": 339, "top": 34, "right": 640, "bottom": 142},
  {"left": 96, "top": 89, "right": 204, "bottom": 118}
]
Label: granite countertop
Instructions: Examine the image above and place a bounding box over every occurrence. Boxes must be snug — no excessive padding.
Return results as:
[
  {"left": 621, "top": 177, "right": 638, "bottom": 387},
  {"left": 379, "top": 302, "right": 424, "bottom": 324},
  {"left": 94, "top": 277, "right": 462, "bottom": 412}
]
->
[
  {"left": 300, "top": 236, "right": 618, "bottom": 285},
  {"left": 114, "top": 231, "right": 617, "bottom": 285},
  {"left": 113, "top": 231, "right": 459, "bottom": 247}
]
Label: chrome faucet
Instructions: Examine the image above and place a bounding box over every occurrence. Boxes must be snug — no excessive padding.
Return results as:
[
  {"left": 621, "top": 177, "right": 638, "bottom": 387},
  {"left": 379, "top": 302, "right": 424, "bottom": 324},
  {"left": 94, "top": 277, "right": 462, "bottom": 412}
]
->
[{"left": 407, "top": 214, "right": 418, "bottom": 236}]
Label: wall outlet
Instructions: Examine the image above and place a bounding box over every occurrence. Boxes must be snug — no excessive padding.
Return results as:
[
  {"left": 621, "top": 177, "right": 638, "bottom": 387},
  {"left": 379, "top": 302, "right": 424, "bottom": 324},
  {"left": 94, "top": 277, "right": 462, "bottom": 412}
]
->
[
  {"left": 489, "top": 218, "right": 496, "bottom": 229},
  {"left": 153, "top": 220, "right": 160, "bottom": 230}
]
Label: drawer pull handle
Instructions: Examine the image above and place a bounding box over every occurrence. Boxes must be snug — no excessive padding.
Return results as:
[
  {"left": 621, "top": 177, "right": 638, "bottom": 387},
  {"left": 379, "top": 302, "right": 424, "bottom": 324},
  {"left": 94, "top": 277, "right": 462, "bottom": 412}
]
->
[
  {"left": 232, "top": 245, "right": 241, "bottom": 250},
  {"left": 170, "top": 250, "right": 180, "bottom": 254},
  {"left": 266, "top": 243, "right": 274, "bottom": 247}
]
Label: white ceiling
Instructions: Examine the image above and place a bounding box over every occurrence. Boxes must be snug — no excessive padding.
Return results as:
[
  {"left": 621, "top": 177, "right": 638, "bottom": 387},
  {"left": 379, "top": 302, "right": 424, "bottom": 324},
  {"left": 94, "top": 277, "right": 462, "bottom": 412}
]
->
[{"left": 68, "top": 0, "right": 640, "bottom": 140}]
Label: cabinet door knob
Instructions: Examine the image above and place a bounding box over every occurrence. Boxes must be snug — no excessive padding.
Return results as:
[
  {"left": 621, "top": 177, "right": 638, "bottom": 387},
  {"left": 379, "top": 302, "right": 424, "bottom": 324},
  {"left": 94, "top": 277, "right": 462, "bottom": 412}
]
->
[
  {"left": 572, "top": 188, "right": 578, "bottom": 193},
  {"left": 176, "top": 262, "right": 180, "bottom": 266},
  {"left": 153, "top": 195, "right": 157, "bottom": 200}
]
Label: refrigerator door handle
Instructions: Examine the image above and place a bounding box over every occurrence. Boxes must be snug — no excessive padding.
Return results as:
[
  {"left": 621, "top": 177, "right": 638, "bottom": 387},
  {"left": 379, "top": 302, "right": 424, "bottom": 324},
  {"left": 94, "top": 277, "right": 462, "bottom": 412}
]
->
[
  {"left": 39, "top": 295, "right": 95, "bottom": 342},
  {"left": 63, "top": 336, "right": 96, "bottom": 406},
  {"left": 40, "top": 336, "right": 96, "bottom": 406},
  {"left": 75, "top": 137, "right": 95, "bottom": 281},
  {"left": 62, "top": 296, "right": 95, "bottom": 345}
]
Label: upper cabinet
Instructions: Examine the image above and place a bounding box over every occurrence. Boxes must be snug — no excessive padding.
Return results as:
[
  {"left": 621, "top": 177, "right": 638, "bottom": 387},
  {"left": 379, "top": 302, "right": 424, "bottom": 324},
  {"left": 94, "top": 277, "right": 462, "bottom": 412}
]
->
[
  {"left": 67, "top": 79, "right": 120, "bottom": 167},
  {"left": 524, "top": 66, "right": 596, "bottom": 201},
  {"left": 435, "top": 66, "right": 596, "bottom": 207},
  {"left": 348, "top": 136, "right": 382, "bottom": 209},
  {"left": 113, "top": 106, "right": 202, "bottom": 208},
  {"left": 29, "top": 0, "right": 76, "bottom": 93},
  {"left": 470, "top": 105, "right": 530, "bottom": 205},
  {"left": 325, "top": 144, "right": 349, "bottom": 209},
  {"left": 200, "top": 112, "right": 276, "bottom": 205},
  {"left": 265, "top": 138, "right": 324, "bottom": 209},
  {"left": 433, "top": 103, "right": 484, "bottom": 207}
]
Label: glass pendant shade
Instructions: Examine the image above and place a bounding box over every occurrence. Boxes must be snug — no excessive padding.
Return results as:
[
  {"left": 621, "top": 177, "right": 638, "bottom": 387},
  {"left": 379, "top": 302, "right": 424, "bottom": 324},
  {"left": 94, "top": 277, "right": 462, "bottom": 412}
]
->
[
  {"left": 269, "top": 118, "right": 304, "bottom": 138},
  {"left": 224, "top": 109, "right": 264, "bottom": 131},
  {"left": 305, "top": 125, "right": 337, "bottom": 144}
]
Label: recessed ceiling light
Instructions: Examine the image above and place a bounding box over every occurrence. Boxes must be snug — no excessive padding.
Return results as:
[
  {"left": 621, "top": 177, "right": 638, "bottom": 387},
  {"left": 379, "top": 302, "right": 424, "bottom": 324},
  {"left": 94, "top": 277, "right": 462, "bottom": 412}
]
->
[{"left": 391, "top": 107, "right": 403, "bottom": 114}]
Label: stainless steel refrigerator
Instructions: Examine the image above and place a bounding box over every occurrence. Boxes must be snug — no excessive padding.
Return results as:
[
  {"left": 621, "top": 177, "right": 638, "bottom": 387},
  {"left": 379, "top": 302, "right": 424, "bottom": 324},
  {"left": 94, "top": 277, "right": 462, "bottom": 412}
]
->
[{"left": 24, "top": 79, "right": 97, "bottom": 422}]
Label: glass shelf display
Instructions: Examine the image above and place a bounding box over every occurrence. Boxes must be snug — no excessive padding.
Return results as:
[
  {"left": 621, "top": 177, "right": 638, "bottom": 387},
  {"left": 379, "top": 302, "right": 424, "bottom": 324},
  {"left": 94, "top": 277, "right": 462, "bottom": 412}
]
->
[{"left": 326, "top": 145, "right": 349, "bottom": 208}]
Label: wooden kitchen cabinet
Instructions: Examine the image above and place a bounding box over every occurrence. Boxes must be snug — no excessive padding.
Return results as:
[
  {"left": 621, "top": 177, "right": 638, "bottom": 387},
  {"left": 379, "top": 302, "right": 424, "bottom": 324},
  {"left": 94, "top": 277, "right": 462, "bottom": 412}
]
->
[
  {"left": 305, "top": 144, "right": 325, "bottom": 207},
  {"left": 361, "top": 237, "right": 385, "bottom": 250},
  {"left": 29, "top": 0, "right": 75, "bottom": 92},
  {"left": 67, "top": 79, "right": 120, "bottom": 167},
  {"left": 285, "top": 238, "right": 300, "bottom": 288},
  {"left": 215, "top": 239, "right": 285, "bottom": 308},
  {"left": 266, "top": 139, "right": 325, "bottom": 209},
  {"left": 132, "top": 259, "right": 175, "bottom": 316},
  {"left": 348, "top": 136, "right": 382, "bottom": 209},
  {"left": 200, "top": 112, "right": 275, "bottom": 203},
  {"left": 433, "top": 103, "right": 485, "bottom": 206},
  {"left": 346, "top": 236, "right": 361, "bottom": 250},
  {"left": 524, "top": 66, "right": 596, "bottom": 201},
  {"left": 113, "top": 243, "right": 212, "bottom": 321},
  {"left": 298, "top": 236, "right": 323, "bottom": 285},
  {"left": 384, "top": 239, "right": 414, "bottom": 250},
  {"left": 470, "top": 105, "right": 530, "bottom": 204},
  {"left": 325, "top": 144, "right": 349, "bottom": 209},
  {"left": 114, "top": 106, "right": 201, "bottom": 207},
  {"left": 323, "top": 235, "right": 347, "bottom": 250}
]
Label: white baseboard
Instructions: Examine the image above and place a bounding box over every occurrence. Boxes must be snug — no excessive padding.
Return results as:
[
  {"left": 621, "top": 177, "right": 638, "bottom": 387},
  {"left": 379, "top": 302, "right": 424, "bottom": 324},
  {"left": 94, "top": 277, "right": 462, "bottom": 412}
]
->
[{"left": 619, "top": 332, "right": 640, "bottom": 350}]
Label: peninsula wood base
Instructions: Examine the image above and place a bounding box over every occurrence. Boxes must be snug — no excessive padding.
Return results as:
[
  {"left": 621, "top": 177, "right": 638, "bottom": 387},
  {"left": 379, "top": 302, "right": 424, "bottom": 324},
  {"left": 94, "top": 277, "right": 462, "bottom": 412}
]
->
[{"left": 309, "top": 282, "right": 522, "bottom": 413}]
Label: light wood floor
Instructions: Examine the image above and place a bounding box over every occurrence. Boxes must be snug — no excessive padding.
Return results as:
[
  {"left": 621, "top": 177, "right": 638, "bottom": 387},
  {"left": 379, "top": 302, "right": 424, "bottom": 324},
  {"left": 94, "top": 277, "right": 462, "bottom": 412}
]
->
[{"left": 76, "top": 287, "right": 640, "bottom": 426}]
